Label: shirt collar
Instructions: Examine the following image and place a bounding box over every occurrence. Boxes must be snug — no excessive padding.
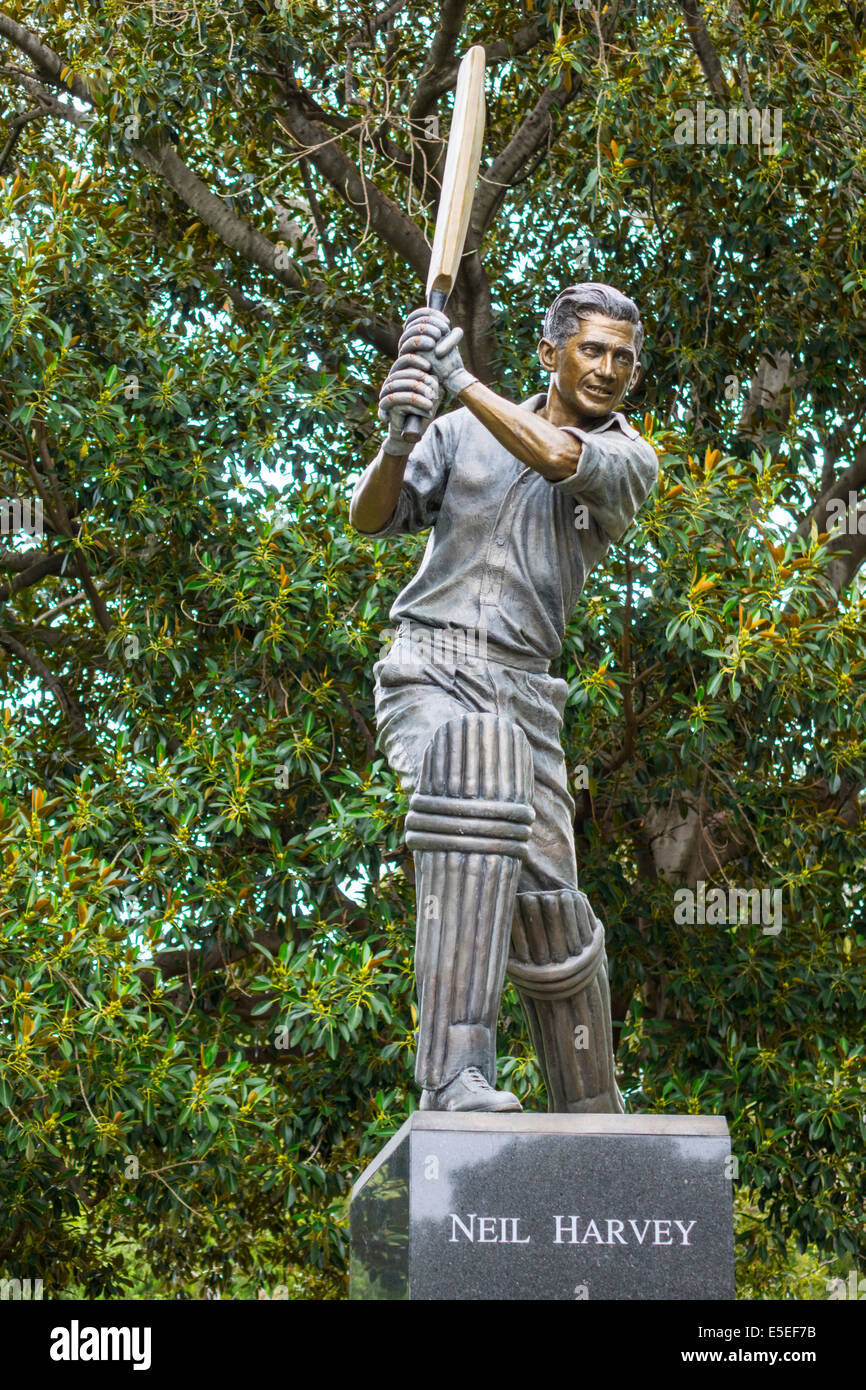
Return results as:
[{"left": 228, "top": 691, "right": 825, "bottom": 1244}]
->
[{"left": 520, "top": 391, "right": 640, "bottom": 440}]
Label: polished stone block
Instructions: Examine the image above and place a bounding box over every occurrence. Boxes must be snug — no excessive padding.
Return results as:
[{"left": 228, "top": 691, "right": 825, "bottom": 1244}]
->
[{"left": 350, "top": 1112, "right": 735, "bottom": 1300}]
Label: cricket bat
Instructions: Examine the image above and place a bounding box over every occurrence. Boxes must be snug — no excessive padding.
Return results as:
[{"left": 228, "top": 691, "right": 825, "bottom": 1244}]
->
[{"left": 401, "top": 44, "right": 486, "bottom": 444}]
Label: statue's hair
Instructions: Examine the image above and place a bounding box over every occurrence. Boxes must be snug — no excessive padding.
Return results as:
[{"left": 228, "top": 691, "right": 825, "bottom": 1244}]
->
[{"left": 543, "top": 283, "right": 644, "bottom": 357}]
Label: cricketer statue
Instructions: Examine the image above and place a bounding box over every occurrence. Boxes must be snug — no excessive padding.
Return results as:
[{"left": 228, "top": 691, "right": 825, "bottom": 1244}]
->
[{"left": 350, "top": 284, "right": 659, "bottom": 1114}]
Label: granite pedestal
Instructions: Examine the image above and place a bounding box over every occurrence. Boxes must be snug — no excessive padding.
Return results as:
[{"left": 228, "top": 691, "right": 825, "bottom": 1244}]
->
[{"left": 350, "top": 1112, "right": 735, "bottom": 1300}]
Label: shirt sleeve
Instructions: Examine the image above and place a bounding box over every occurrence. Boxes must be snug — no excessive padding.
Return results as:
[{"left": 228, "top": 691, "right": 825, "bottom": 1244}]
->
[
  {"left": 351, "top": 414, "right": 455, "bottom": 539},
  {"left": 552, "top": 424, "right": 659, "bottom": 543}
]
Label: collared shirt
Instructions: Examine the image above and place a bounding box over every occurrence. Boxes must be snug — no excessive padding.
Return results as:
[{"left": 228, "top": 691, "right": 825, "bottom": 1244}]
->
[{"left": 354, "top": 392, "right": 659, "bottom": 666}]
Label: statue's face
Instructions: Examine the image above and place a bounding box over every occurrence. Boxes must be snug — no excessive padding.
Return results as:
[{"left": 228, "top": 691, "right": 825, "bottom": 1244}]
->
[{"left": 538, "top": 313, "right": 640, "bottom": 421}]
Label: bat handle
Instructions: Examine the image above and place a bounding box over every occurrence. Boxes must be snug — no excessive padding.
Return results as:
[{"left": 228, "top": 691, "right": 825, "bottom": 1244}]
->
[{"left": 401, "top": 288, "right": 449, "bottom": 446}]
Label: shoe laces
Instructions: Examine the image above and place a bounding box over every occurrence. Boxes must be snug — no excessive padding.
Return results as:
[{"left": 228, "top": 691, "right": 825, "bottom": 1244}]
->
[{"left": 463, "top": 1067, "right": 491, "bottom": 1089}]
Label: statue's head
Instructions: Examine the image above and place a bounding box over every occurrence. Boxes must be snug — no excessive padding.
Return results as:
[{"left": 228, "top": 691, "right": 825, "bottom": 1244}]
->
[{"left": 539, "top": 283, "right": 644, "bottom": 422}]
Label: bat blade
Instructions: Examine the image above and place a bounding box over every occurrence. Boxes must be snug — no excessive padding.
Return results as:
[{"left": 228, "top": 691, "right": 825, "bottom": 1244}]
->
[
  {"left": 426, "top": 44, "right": 486, "bottom": 300},
  {"left": 400, "top": 46, "right": 486, "bottom": 445}
]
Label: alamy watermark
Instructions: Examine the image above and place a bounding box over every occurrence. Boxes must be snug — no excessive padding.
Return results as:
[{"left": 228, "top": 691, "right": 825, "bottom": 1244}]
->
[
  {"left": 1, "top": 497, "right": 43, "bottom": 540},
  {"left": 0, "top": 1276, "right": 43, "bottom": 1300},
  {"left": 380, "top": 620, "right": 488, "bottom": 665},
  {"left": 674, "top": 101, "right": 782, "bottom": 155},
  {"left": 673, "top": 880, "right": 783, "bottom": 936},
  {"left": 49, "top": 1322, "right": 151, "bottom": 1370},
  {"left": 826, "top": 491, "right": 866, "bottom": 536},
  {"left": 826, "top": 1269, "right": 865, "bottom": 1299}
]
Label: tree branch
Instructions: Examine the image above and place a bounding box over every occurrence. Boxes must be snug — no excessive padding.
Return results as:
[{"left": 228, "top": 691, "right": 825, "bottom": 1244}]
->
[
  {"left": 677, "top": 1, "right": 730, "bottom": 102},
  {"left": 256, "top": 69, "right": 435, "bottom": 213},
  {"left": 198, "top": 261, "right": 273, "bottom": 322},
  {"left": 0, "top": 101, "right": 48, "bottom": 174},
  {"left": 470, "top": 83, "right": 578, "bottom": 243},
  {"left": 405, "top": 16, "right": 548, "bottom": 117},
  {"left": 133, "top": 140, "right": 308, "bottom": 288},
  {"left": 407, "top": 0, "right": 469, "bottom": 121},
  {"left": 0, "top": 627, "right": 85, "bottom": 729},
  {"left": 455, "top": 248, "right": 493, "bottom": 381},
  {"left": 274, "top": 90, "right": 430, "bottom": 278},
  {"left": 0, "top": 66, "right": 93, "bottom": 125},
  {"left": 393, "top": 11, "right": 550, "bottom": 210},
  {"left": 0, "top": 546, "right": 54, "bottom": 572},
  {"left": 0, "top": 13, "right": 93, "bottom": 102},
  {"left": 795, "top": 442, "right": 866, "bottom": 541},
  {"left": 343, "top": 0, "right": 409, "bottom": 107},
  {"left": 726, "top": 0, "right": 753, "bottom": 106},
  {"left": 825, "top": 516, "right": 866, "bottom": 596},
  {"left": 4, "top": 622, "right": 76, "bottom": 647},
  {"left": 645, "top": 796, "right": 748, "bottom": 889},
  {"left": 0, "top": 17, "right": 399, "bottom": 357},
  {"left": 0, "top": 551, "right": 66, "bottom": 602},
  {"left": 133, "top": 141, "right": 400, "bottom": 355},
  {"left": 298, "top": 157, "right": 336, "bottom": 268},
  {"left": 737, "top": 349, "right": 794, "bottom": 441},
  {"left": 26, "top": 419, "right": 113, "bottom": 636}
]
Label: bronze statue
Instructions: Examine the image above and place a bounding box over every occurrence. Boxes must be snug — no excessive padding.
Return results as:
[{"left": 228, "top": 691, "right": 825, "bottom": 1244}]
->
[{"left": 350, "top": 284, "right": 658, "bottom": 1114}]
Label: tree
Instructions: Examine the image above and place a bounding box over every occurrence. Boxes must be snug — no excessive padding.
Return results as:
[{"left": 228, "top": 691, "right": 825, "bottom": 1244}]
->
[{"left": 0, "top": 0, "right": 863, "bottom": 1293}]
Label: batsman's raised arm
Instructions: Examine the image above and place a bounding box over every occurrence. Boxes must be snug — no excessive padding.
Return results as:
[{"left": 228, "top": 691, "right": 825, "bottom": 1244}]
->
[
  {"left": 350, "top": 305, "right": 582, "bottom": 536},
  {"left": 396, "top": 306, "right": 586, "bottom": 483},
  {"left": 458, "top": 378, "right": 583, "bottom": 482},
  {"left": 352, "top": 289, "right": 656, "bottom": 542}
]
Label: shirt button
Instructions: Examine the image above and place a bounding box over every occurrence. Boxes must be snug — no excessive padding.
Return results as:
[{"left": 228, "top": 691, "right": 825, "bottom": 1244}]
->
[{"left": 496, "top": 537, "right": 505, "bottom": 546}]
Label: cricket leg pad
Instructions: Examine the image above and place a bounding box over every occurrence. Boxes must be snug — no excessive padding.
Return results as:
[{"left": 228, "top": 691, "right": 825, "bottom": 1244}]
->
[
  {"left": 405, "top": 712, "right": 535, "bottom": 1093},
  {"left": 508, "top": 889, "right": 625, "bottom": 1114}
]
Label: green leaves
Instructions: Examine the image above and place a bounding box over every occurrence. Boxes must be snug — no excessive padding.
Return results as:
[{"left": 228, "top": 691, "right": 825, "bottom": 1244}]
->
[{"left": 1, "top": 0, "right": 865, "bottom": 1295}]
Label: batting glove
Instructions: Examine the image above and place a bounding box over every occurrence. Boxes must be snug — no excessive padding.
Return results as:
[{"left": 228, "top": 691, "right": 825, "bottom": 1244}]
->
[
  {"left": 398, "top": 306, "right": 477, "bottom": 397},
  {"left": 378, "top": 351, "right": 443, "bottom": 455}
]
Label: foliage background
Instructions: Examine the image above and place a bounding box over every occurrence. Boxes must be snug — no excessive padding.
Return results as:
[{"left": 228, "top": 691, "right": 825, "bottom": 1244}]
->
[{"left": 1, "top": 0, "right": 864, "bottom": 1297}]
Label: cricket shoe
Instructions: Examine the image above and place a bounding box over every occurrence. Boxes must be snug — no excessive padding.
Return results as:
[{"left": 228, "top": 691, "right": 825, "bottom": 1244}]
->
[{"left": 420, "top": 1066, "right": 522, "bottom": 1113}]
